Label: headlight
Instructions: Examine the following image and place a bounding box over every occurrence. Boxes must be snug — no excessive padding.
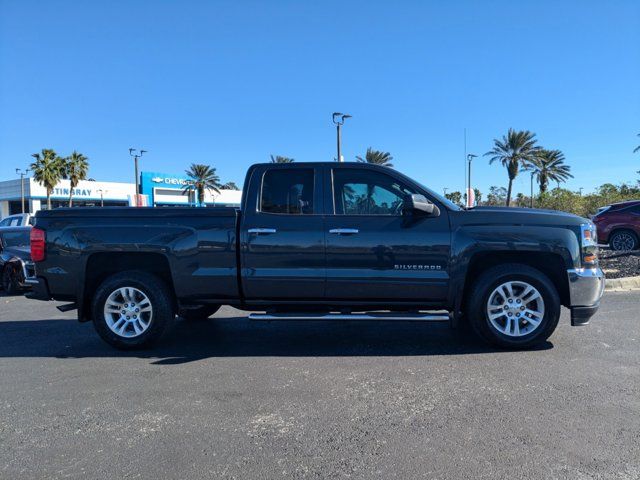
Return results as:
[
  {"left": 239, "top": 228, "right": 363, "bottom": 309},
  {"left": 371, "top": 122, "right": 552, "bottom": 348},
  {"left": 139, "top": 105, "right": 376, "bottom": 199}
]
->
[{"left": 580, "top": 223, "right": 598, "bottom": 266}]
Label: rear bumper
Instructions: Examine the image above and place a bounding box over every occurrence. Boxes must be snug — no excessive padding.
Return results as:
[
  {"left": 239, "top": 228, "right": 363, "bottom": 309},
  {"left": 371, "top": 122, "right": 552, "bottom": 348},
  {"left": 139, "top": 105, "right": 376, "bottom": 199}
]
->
[
  {"left": 567, "top": 268, "right": 605, "bottom": 326},
  {"left": 25, "top": 276, "right": 51, "bottom": 301}
]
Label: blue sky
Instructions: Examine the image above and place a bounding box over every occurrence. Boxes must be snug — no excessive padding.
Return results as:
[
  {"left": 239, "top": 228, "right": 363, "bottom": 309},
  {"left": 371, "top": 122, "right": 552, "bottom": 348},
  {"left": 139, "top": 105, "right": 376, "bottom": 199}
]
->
[{"left": 1, "top": 0, "right": 639, "bottom": 196}]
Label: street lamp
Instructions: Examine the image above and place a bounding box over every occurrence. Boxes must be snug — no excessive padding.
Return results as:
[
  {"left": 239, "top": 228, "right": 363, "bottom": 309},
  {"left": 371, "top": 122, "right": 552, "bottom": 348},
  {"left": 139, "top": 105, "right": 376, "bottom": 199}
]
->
[
  {"left": 97, "top": 189, "right": 107, "bottom": 207},
  {"left": 129, "top": 148, "right": 146, "bottom": 206},
  {"left": 466, "top": 154, "right": 477, "bottom": 207},
  {"left": 530, "top": 171, "right": 535, "bottom": 208},
  {"left": 15, "top": 168, "right": 30, "bottom": 214},
  {"left": 332, "top": 112, "right": 352, "bottom": 162},
  {"left": 443, "top": 187, "right": 449, "bottom": 196},
  {"left": 579, "top": 187, "right": 584, "bottom": 196}
]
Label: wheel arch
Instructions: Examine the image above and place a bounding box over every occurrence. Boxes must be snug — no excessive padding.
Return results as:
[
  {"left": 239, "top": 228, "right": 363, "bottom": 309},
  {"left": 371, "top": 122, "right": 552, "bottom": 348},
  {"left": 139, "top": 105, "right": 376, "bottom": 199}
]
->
[
  {"left": 460, "top": 251, "right": 570, "bottom": 313},
  {"left": 80, "top": 252, "right": 176, "bottom": 322}
]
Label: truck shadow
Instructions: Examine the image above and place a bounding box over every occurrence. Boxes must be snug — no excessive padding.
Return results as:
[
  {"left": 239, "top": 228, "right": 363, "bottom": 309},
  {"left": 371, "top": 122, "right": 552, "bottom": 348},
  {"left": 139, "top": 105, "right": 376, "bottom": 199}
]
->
[{"left": 0, "top": 315, "right": 553, "bottom": 364}]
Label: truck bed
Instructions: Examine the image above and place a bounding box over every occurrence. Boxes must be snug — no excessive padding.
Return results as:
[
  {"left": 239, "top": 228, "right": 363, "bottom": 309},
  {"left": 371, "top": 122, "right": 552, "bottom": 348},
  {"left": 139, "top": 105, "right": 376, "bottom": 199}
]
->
[{"left": 33, "top": 207, "right": 241, "bottom": 314}]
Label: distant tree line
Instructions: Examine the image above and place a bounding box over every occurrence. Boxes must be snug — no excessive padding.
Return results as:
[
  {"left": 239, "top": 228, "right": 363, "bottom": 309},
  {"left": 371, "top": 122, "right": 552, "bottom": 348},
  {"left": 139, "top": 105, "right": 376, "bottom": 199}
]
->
[{"left": 444, "top": 181, "right": 640, "bottom": 217}]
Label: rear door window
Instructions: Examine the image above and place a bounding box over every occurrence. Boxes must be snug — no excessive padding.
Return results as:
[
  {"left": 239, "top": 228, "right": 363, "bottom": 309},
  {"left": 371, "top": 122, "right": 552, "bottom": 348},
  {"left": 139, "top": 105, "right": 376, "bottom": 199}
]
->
[{"left": 260, "top": 168, "right": 315, "bottom": 214}]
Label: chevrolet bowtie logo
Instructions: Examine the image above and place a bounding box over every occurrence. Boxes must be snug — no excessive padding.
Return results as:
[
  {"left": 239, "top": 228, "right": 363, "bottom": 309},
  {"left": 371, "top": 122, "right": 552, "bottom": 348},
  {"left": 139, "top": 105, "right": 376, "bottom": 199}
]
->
[{"left": 151, "top": 177, "right": 164, "bottom": 183}]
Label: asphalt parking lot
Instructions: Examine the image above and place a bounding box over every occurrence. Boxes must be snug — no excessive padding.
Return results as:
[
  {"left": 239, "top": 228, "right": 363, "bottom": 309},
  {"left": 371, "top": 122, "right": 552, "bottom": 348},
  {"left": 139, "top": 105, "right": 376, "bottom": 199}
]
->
[{"left": 1, "top": 292, "right": 639, "bottom": 480}]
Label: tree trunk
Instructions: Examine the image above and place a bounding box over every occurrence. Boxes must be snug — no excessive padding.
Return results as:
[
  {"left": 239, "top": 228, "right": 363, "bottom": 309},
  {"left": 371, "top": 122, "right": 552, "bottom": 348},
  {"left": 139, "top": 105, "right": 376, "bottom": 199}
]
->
[
  {"left": 506, "top": 179, "right": 513, "bottom": 207},
  {"left": 47, "top": 189, "right": 52, "bottom": 210},
  {"left": 198, "top": 187, "right": 205, "bottom": 207},
  {"left": 69, "top": 188, "right": 73, "bottom": 207}
]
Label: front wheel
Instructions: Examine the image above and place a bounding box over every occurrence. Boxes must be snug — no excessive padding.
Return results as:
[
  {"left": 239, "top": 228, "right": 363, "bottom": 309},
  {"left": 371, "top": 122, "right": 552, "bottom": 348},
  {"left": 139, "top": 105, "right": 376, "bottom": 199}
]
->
[
  {"left": 467, "top": 263, "right": 560, "bottom": 349},
  {"left": 91, "top": 271, "right": 175, "bottom": 350}
]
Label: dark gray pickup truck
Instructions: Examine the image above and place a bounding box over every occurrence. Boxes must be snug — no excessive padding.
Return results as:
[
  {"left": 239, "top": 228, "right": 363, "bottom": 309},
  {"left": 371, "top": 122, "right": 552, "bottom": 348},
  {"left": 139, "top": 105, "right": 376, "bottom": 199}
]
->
[{"left": 27, "top": 162, "right": 604, "bottom": 349}]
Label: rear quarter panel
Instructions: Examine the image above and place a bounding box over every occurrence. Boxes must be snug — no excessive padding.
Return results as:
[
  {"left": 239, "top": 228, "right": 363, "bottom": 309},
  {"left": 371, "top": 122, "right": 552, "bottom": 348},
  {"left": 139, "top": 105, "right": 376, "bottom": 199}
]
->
[{"left": 34, "top": 209, "right": 239, "bottom": 303}]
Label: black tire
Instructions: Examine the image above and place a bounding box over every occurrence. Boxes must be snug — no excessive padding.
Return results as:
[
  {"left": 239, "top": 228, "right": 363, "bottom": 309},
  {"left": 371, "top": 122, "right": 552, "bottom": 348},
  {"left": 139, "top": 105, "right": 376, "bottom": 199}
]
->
[
  {"left": 609, "top": 230, "right": 638, "bottom": 251},
  {"left": 467, "top": 263, "right": 560, "bottom": 349},
  {"left": 91, "top": 270, "right": 175, "bottom": 350},
  {"left": 2, "top": 263, "right": 24, "bottom": 295},
  {"left": 179, "top": 304, "right": 221, "bottom": 321}
]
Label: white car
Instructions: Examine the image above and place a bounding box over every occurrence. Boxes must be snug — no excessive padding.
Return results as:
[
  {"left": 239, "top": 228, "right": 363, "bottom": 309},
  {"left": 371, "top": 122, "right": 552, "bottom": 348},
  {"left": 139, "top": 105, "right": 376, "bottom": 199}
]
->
[{"left": 0, "top": 213, "right": 33, "bottom": 227}]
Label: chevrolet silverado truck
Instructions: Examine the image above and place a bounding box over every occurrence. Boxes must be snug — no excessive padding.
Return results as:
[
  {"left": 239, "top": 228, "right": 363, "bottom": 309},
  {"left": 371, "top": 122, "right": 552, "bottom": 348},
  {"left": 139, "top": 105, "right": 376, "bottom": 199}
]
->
[{"left": 27, "top": 162, "right": 605, "bottom": 349}]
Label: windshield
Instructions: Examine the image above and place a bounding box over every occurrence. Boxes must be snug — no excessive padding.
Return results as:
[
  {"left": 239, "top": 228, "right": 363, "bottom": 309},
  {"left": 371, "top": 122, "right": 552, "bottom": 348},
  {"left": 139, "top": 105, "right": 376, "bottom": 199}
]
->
[{"left": 1, "top": 231, "right": 30, "bottom": 248}]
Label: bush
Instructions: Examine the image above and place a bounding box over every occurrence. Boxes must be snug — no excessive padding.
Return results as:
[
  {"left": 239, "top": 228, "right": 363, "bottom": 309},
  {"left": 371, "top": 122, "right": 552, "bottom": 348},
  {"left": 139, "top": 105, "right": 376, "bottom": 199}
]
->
[{"left": 536, "top": 183, "right": 640, "bottom": 218}]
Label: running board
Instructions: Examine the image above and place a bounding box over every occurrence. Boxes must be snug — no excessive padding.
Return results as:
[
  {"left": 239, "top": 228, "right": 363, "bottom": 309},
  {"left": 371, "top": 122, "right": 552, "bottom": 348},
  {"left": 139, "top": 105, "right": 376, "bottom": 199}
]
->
[{"left": 249, "top": 312, "right": 450, "bottom": 322}]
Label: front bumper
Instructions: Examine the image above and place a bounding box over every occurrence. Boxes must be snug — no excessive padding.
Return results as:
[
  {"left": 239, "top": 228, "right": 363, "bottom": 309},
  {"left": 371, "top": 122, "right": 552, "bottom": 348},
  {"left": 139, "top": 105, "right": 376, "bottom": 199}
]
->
[{"left": 567, "top": 267, "right": 605, "bottom": 326}]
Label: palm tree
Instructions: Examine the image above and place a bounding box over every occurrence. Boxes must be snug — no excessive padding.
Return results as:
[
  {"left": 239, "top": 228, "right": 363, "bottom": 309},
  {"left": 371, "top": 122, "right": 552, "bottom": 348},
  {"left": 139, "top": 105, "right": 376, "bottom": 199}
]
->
[
  {"left": 63, "top": 151, "right": 89, "bottom": 207},
  {"left": 221, "top": 181, "right": 239, "bottom": 190},
  {"left": 183, "top": 164, "right": 221, "bottom": 206},
  {"left": 270, "top": 155, "right": 294, "bottom": 163},
  {"left": 356, "top": 147, "right": 393, "bottom": 167},
  {"left": 30, "top": 149, "right": 65, "bottom": 209},
  {"left": 528, "top": 149, "right": 573, "bottom": 193},
  {"left": 485, "top": 129, "right": 541, "bottom": 206},
  {"left": 634, "top": 133, "right": 639, "bottom": 153}
]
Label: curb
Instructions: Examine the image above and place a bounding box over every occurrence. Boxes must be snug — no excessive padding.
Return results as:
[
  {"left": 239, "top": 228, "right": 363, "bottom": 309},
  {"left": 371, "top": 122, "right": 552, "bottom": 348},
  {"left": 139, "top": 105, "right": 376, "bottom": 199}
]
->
[{"left": 605, "top": 276, "right": 640, "bottom": 291}]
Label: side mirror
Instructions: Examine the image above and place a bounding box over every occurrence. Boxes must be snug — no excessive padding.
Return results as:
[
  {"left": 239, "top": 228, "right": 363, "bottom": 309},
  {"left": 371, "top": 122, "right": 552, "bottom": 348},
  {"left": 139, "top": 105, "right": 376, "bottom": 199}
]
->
[{"left": 403, "top": 194, "right": 440, "bottom": 216}]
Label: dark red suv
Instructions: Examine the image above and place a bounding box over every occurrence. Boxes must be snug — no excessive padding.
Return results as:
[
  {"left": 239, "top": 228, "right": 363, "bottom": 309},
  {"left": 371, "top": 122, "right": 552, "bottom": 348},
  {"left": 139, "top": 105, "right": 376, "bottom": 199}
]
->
[{"left": 593, "top": 200, "right": 640, "bottom": 251}]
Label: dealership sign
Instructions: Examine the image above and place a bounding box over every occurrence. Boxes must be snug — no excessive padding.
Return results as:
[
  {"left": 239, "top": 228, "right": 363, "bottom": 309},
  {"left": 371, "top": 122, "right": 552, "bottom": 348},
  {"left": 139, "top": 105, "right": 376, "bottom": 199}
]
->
[
  {"left": 151, "top": 176, "right": 192, "bottom": 186},
  {"left": 52, "top": 187, "right": 94, "bottom": 197},
  {"left": 140, "top": 172, "right": 194, "bottom": 193}
]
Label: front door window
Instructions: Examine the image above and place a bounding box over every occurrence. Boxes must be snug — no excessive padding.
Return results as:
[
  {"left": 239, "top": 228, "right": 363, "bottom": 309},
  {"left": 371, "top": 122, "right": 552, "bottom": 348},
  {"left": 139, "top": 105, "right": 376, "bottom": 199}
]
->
[{"left": 333, "top": 169, "right": 416, "bottom": 215}]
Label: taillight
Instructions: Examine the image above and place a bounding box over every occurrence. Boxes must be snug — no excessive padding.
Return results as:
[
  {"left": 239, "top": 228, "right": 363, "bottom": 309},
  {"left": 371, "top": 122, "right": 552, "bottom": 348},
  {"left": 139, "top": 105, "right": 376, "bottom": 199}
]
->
[{"left": 30, "top": 227, "right": 46, "bottom": 262}]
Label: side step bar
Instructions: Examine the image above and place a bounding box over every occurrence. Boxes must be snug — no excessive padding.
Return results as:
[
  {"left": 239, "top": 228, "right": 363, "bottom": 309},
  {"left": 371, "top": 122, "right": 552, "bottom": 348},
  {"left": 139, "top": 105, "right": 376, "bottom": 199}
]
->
[{"left": 249, "top": 312, "right": 450, "bottom": 322}]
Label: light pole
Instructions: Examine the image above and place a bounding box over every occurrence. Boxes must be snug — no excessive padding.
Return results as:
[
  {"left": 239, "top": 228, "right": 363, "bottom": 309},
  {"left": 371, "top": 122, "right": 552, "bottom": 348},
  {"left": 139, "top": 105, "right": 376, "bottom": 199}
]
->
[
  {"left": 15, "top": 168, "right": 30, "bottom": 214},
  {"left": 530, "top": 171, "right": 535, "bottom": 208},
  {"left": 332, "top": 112, "right": 351, "bottom": 162},
  {"left": 97, "top": 189, "right": 107, "bottom": 207},
  {"left": 466, "top": 154, "right": 477, "bottom": 207},
  {"left": 129, "top": 148, "right": 146, "bottom": 206},
  {"left": 579, "top": 187, "right": 584, "bottom": 196},
  {"left": 443, "top": 187, "right": 448, "bottom": 196}
]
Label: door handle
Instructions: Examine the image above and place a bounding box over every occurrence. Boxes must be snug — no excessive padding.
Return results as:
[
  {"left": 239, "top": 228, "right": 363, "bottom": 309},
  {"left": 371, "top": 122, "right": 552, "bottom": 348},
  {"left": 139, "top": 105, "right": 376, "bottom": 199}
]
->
[
  {"left": 329, "top": 228, "right": 359, "bottom": 235},
  {"left": 248, "top": 228, "right": 277, "bottom": 234}
]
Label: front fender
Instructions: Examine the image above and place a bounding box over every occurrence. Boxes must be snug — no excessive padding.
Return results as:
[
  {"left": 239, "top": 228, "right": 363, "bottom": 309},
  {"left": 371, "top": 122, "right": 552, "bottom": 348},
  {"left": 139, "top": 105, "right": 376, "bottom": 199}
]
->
[{"left": 448, "top": 225, "right": 581, "bottom": 312}]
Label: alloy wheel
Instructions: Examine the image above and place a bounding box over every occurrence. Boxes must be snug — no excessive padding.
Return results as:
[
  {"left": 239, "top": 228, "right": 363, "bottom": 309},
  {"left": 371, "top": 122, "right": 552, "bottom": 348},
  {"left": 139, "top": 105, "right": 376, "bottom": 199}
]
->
[
  {"left": 486, "top": 281, "right": 545, "bottom": 337},
  {"left": 103, "top": 287, "right": 153, "bottom": 338},
  {"left": 612, "top": 232, "right": 636, "bottom": 251}
]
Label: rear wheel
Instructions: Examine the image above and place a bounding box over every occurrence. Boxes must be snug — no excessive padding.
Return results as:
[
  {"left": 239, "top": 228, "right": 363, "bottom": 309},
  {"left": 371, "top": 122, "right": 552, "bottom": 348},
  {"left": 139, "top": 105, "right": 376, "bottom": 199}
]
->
[
  {"left": 609, "top": 230, "right": 638, "bottom": 251},
  {"left": 91, "top": 271, "right": 175, "bottom": 350},
  {"left": 179, "top": 304, "right": 220, "bottom": 321},
  {"left": 467, "top": 263, "right": 560, "bottom": 349}
]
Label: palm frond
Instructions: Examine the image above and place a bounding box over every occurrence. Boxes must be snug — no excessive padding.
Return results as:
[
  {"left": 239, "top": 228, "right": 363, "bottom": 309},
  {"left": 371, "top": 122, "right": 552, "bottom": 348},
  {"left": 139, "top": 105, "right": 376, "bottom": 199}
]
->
[
  {"left": 270, "top": 155, "right": 294, "bottom": 163},
  {"left": 357, "top": 147, "right": 393, "bottom": 167}
]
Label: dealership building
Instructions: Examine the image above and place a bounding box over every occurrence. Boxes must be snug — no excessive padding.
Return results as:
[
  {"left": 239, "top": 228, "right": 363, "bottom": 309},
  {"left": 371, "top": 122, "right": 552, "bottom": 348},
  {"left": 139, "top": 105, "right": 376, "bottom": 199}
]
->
[
  {"left": 0, "top": 170, "right": 242, "bottom": 219},
  {"left": 139, "top": 171, "right": 241, "bottom": 207}
]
